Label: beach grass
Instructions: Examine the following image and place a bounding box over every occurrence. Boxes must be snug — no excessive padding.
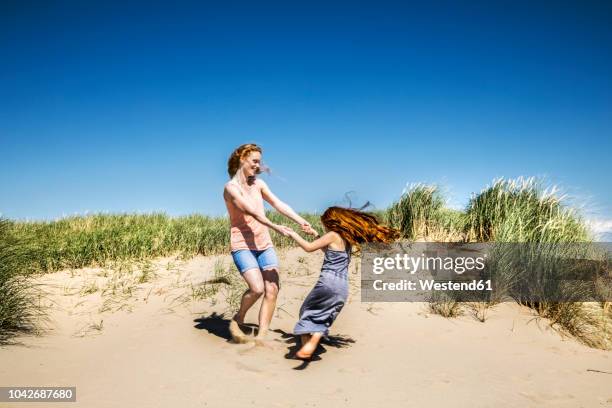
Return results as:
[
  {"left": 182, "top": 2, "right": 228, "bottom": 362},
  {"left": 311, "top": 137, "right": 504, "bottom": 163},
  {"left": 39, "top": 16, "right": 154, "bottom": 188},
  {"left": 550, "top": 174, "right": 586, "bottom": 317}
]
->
[
  {"left": 3, "top": 212, "right": 322, "bottom": 275},
  {"left": 0, "top": 218, "right": 45, "bottom": 343},
  {"left": 384, "top": 178, "right": 609, "bottom": 348},
  {"left": 465, "top": 178, "right": 609, "bottom": 348},
  {"left": 464, "top": 177, "right": 590, "bottom": 243},
  {"left": 387, "top": 183, "right": 465, "bottom": 241}
]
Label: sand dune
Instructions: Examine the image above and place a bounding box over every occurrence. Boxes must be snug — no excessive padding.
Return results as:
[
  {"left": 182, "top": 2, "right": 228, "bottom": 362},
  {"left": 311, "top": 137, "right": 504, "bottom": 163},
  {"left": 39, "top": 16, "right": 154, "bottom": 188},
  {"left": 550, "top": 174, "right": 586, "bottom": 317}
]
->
[{"left": 1, "top": 248, "right": 610, "bottom": 407}]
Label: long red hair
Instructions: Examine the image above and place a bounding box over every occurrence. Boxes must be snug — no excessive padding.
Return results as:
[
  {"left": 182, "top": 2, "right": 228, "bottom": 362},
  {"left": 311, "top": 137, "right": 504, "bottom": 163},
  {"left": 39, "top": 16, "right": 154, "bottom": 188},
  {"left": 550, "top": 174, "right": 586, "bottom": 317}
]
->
[
  {"left": 321, "top": 206, "right": 399, "bottom": 252},
  {"left": 227, "top": 143, "right": 262, "bottom": 178}
]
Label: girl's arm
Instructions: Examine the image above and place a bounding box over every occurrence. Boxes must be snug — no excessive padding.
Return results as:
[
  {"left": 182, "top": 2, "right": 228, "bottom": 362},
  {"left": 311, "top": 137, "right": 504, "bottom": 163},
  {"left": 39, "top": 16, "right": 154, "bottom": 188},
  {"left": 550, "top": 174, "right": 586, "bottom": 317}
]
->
[
  {"left": 286, "top": 230, "right": 337, "bottom": 253},
  {"left": 224, "top": 184, "right": 289, "bottom": 236},
  {"left": 258, "top": 179, "right": 315, "bottom": 234}
]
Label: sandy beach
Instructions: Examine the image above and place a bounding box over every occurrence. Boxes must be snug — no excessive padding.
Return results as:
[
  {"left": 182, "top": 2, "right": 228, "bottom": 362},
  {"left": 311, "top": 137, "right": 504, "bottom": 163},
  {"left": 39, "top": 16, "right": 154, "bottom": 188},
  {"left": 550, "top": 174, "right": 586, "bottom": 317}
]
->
[{"left": 1, "top": 247, "right": 610, "bottom": 408}]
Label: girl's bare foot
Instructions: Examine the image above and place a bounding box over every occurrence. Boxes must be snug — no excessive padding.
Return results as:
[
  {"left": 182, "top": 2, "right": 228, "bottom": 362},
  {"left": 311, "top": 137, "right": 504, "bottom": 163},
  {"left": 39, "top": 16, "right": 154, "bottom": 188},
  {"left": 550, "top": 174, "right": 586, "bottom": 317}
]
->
[
  {"left": 295, "top": 344, "right": 315, "bottom": 360},
  {"left": 295, "top": 333, "right": 322, "bottom": 360}
]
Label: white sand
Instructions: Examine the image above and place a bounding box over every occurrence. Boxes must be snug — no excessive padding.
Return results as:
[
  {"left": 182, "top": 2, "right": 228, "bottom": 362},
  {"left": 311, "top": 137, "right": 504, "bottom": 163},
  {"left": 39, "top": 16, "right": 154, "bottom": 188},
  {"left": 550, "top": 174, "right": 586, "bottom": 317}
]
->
[{"left": 0, "top": 248, "right": 610, "bottom": 407}]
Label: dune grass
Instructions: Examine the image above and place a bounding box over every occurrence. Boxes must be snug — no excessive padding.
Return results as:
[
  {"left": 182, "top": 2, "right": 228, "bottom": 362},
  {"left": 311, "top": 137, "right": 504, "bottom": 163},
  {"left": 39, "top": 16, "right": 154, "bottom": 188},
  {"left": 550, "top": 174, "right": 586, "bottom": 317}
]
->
[
  {"left": 4, "top": 212, "right": 322, "bottom": 274},
  {"left": 471, "top": 179, "right": 609, "bottom": 347},
  {"left": 387, "top": 183, "right": 465, "bottom": 241},
  {"left": 0, "top": 219, "right": 45, "bottom": 343},
  {"left": 385, "top": 178, "right": 610, "bottom": 349},
  {"left": 464, "top": 178, "right": 609, "bottom": 348},
  {"left": 465, "top": 177, "right": 589, "bottom": 243}
]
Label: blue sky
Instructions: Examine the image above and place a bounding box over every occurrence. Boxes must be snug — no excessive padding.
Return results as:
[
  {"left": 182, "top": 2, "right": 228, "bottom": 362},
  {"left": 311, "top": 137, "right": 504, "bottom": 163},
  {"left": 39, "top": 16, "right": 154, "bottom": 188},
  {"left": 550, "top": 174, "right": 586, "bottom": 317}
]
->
[{"left": 1, "top": 1, "right": 611, "bottom": 230}]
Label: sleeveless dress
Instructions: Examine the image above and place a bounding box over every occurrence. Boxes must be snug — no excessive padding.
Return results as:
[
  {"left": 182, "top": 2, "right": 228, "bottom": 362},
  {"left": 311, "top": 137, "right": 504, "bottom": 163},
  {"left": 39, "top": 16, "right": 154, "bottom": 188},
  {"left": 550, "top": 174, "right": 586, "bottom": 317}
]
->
[{"left": 293, "top": 244, "right": 351, "bottom": 336}]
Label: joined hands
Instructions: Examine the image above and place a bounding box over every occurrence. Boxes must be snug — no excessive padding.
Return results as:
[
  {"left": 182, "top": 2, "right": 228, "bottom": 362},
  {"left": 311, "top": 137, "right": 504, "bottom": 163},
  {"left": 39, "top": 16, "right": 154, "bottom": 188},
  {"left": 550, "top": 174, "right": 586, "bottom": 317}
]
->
[
  {"left": 274, "top": 222, "right": 318, "bottom": 238},
  {"left": 300, "top": 222, "right": 319, "bottom": 237}
]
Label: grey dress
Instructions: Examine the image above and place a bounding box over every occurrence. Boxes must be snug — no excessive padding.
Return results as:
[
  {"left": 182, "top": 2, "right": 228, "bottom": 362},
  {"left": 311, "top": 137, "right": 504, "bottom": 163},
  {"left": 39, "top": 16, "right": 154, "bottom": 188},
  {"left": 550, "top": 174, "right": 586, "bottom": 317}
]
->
[{"left": 293, "top": 244, "right": 351, "bottom": 336}]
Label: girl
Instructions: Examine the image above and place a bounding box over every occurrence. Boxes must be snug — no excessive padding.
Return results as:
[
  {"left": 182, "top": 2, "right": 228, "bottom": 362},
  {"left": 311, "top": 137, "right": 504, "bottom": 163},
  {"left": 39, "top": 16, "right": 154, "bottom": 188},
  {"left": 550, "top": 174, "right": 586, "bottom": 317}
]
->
[{"left": 285, "top": 206, "right": 399, "bottom": 359}]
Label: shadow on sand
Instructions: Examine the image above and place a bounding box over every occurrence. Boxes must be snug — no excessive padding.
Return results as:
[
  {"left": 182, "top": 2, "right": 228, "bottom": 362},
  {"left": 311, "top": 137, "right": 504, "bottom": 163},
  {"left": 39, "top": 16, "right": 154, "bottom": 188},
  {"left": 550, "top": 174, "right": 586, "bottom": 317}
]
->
[
  {"left": 273, "top": 328, "right": 356, "bottom": 370},
  {"left": 193, "top": 313, "right": 259, "bottom": 342},
  {"left": 193, "top": 313, "right": 232, "bottom": 341},
  {"left": 193, "top": 313, "right": 356, "bottom": 370}
]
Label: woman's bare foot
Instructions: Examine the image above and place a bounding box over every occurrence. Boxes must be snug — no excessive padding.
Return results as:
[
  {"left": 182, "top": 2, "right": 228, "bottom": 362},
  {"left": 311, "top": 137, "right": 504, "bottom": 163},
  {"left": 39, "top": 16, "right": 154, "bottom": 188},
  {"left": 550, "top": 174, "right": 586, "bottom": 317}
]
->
[
  {"left": 232, "top": 313, "right": 245, "bottom": 325},
  {"left": 253, "top": 326, "right": 269, "bottom": 345},
  {"left": 229, "top": 317, "right": 251, "bottom": 344}
]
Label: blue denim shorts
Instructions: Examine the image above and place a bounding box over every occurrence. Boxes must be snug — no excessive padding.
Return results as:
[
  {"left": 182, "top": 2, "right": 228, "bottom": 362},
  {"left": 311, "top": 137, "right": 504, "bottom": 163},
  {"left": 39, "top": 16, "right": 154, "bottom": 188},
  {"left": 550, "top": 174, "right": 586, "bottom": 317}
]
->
[{"left": 231, "top": 247, "right": 279, "bottom": 274}]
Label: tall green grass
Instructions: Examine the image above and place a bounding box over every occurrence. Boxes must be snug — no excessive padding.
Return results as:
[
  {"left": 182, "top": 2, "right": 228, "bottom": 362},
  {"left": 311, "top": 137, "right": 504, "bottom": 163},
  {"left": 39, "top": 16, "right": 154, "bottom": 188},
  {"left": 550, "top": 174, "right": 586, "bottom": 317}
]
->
[
  {"left": 0, "top": 218, "right": 45, "bottom": 343},
  {"left": 5, "top": 212, "right": 322, "bottom": 274},
  {"left": 465, "top": 177, "right": 589, "bottom": 243},
  {"left": 387, "top": 184, "right": 465, "bottom": 241},
  {"left": 385, "top": 178, "right": 609, "bottom": 349},
  {"left": 464, "top": 178, "right": 609, "bottom": 349}
]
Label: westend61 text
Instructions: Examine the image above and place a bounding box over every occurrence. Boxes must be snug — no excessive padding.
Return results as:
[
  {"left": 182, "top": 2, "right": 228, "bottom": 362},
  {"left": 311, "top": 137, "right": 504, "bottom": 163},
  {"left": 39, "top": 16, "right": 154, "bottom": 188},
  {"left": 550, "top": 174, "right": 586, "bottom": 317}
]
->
[{"left": 372, "top": 279, "right": 493, "bottom": 291}]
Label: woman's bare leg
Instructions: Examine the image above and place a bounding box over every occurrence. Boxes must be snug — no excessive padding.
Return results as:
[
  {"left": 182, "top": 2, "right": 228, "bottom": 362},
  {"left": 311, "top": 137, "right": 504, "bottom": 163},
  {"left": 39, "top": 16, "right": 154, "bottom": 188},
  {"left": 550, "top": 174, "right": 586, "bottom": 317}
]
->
[
  {"left": 296, "top": 332, "right": 323, "bottom": 359},
  {"left": 230, "top": 268, "right": 264, "bottom": 343},
  {"left": 256, "top": 268, "right": 279, "bottom": 339},
  {"left": 234, "top": 268, "right": 264, "bottom": 323}
]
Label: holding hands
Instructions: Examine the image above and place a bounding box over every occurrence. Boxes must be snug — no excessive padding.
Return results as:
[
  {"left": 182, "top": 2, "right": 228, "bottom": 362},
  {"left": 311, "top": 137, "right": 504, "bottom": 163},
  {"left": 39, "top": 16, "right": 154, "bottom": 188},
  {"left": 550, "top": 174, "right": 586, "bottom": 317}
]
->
[
  {"left": 272, "top": 221, "right": 318, "bottom": 239},
  {"left": 282, "top": 226, "right": 299, "bottom": 239},
  {"left": 300, "top": 221, "right": 319, "bottom": 237}
]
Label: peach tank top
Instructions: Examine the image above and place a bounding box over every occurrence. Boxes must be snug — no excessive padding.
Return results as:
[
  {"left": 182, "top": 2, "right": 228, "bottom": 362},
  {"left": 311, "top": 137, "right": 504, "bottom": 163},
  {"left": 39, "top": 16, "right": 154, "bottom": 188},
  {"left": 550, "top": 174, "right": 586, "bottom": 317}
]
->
[{"left": 226, "top": 180, "right": 273, "bottom": 251}]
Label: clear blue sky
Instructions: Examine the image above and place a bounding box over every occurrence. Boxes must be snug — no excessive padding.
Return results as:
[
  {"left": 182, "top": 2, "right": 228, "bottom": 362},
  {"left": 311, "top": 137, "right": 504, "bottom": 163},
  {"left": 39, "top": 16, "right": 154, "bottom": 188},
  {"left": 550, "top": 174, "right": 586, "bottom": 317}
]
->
[{"left": 1, "top": 1, "right": 611, "bottom": 222}]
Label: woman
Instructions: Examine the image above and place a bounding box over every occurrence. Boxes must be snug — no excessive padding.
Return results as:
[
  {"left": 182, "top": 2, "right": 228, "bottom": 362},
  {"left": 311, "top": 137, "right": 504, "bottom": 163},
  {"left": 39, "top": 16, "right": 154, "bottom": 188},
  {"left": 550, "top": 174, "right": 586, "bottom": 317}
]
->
[{"left": 223, "top": 143, "right": 316, "bottom": 343}]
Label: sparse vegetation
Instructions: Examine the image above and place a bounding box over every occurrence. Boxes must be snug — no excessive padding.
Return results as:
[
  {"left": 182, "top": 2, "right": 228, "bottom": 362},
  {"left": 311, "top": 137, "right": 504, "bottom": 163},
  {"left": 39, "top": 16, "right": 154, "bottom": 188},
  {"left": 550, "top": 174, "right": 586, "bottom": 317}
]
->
[{"left": 428, "top": 292, "right": 463, "bottom": 318}]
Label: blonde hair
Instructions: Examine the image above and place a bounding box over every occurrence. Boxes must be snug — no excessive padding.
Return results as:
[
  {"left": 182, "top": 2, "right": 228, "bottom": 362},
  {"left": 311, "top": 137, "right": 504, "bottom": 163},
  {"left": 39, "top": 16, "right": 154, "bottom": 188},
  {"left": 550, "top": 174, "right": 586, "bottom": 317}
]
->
[
  {"left": 227, "top": 143, "right": 262, "bottom": 178},
  {"left": 321, "top": 206, "right": 400, "bottom": 252}
]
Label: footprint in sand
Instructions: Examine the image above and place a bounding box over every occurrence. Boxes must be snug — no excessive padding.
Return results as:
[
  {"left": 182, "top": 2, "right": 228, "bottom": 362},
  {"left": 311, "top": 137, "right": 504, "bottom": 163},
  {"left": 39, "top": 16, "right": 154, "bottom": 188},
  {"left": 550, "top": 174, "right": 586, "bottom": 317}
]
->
[{"left": 236, "top": 361, "right": 263, "bottom": 373}]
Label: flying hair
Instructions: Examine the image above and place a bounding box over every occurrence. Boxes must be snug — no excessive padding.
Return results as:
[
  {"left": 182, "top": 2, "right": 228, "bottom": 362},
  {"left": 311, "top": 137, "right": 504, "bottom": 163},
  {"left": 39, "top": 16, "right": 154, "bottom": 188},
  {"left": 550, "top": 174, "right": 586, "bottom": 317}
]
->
[{"left": 320, "top": 206, "right": 400, "bottom": 253}]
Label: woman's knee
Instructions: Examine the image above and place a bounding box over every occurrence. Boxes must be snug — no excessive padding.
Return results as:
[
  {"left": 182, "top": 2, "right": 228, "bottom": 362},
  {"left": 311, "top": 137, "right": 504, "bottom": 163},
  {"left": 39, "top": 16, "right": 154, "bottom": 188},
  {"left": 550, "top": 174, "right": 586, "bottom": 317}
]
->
[
  {"left": 249, "top": 284, "right": 265, "bottom": 297},
  {"left": 264, "top": 282, "right": 279, "bottom": 300},
  {"left": 241, "top": 268, "right": 265, "bottom": 297}
]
